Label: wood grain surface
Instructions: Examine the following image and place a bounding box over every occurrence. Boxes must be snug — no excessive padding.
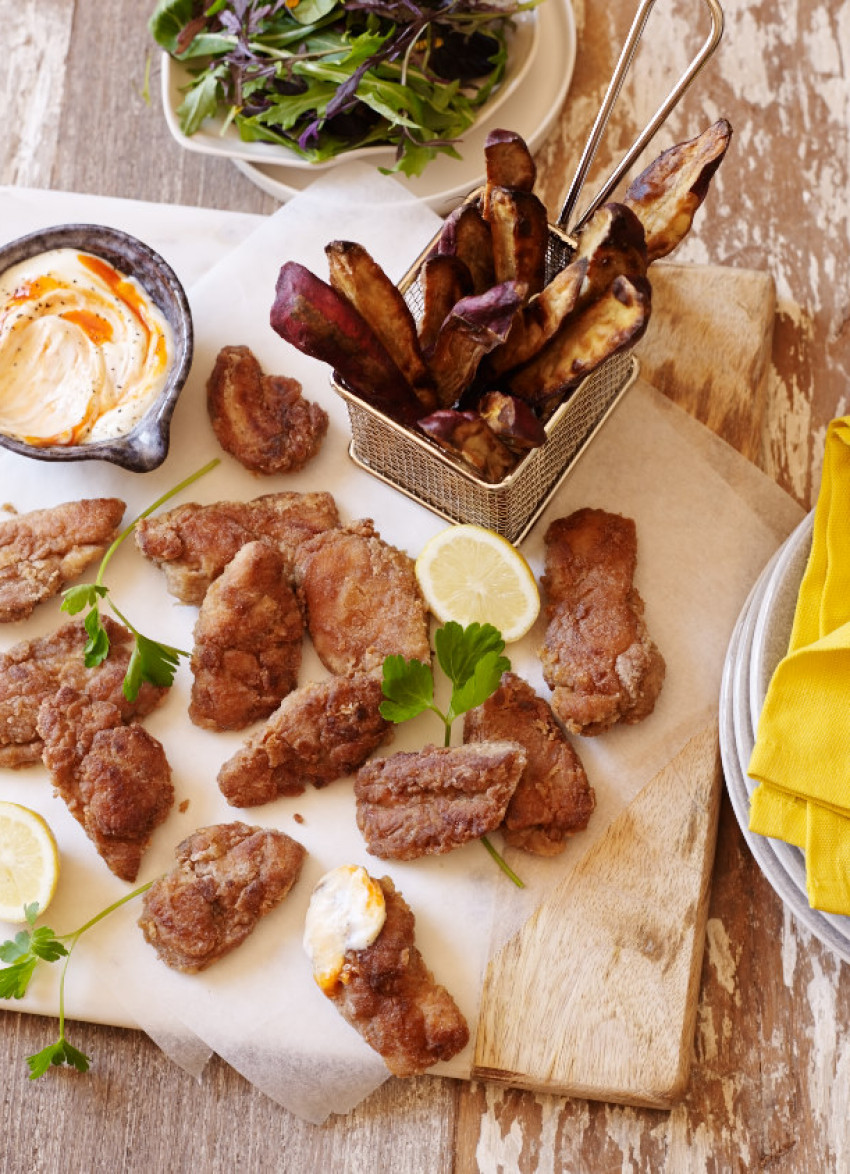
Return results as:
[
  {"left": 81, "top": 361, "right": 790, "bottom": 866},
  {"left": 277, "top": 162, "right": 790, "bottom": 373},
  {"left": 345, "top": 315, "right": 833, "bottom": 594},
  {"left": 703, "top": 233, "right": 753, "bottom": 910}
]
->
[
  {"left": 475, "top": 724, "right": 722, "bottom": 1106},
  {"left": 3, "top": 0, "right": 850, "bottom": 1171}
]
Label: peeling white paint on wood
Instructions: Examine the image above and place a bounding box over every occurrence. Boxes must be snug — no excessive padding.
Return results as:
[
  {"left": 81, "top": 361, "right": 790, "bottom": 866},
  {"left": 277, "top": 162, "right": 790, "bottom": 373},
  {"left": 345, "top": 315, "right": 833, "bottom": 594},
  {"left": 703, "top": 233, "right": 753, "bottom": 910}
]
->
[
  {"left": 1, "top": 1, "right": 73, "bottom": 186},
  {"left": 705, "top": 919, "right": 739, "bottom": 1000}
]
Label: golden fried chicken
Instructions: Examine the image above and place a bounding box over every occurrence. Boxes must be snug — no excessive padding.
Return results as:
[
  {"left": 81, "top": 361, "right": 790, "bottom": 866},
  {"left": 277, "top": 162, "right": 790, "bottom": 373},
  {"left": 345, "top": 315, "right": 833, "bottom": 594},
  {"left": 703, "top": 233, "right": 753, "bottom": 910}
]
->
[
  {"left": 540, "top": 508, "right": 665, "bottom": 735},
  {"left": 189, "top": 540, "right": 304, "bottom": 731},
  {"left": 0, "top": 616, "right": 169, "bottom": 769},
  {"left": 354, "top": 741, "right": 525, "bottom": 860},
  {"left": 309, "top": 873, "right": 469, "bottom": 1077},
  {"left": 0, "top": 497, "right": 125, "bottom": 622},
  {"left": 218, "top": 671, "right": 390, "bottom": 806},
  {"left": 138, "top": 822, "right": 306, "bottom": 972},
  {"left": 37, "top": 686, "right": 174, "bottom": 881},
  {"left": 206, "top": 344, "right": 328, "bottom": 475},
  {"left": 297, "top": 520, "right": 430, "bottom": 675},
  {"left": 134, "top": 490, "right": 339, "bottom": 605},
  {"left": 463, "top": 672, "right": 595, "bottom": 855}
]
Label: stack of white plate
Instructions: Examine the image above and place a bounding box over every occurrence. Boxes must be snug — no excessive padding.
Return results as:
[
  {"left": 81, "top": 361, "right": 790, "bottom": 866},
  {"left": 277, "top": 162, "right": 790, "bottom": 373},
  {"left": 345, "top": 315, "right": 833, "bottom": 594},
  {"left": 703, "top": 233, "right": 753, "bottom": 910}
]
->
[{"left": 720, "top": 509, "right": 850, "bottom": 962}]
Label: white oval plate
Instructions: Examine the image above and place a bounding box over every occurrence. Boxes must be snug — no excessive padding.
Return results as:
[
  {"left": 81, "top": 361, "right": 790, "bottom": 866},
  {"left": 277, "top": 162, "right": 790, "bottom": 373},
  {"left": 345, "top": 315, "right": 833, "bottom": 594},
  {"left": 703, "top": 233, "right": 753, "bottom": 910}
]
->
[
  {"left": 720, "top": 518, "right": 850, "bottom": 964},
  {"left": 231, "top": 0, "right": 576, "bottom": 213},
  {"left": 161, "top": 8, "right": 540, "bottom": 171}
]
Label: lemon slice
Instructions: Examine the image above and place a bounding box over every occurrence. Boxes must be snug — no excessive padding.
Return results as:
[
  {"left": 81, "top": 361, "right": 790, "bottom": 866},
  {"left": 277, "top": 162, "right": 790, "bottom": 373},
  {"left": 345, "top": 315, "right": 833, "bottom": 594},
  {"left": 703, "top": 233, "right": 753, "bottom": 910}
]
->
[
  {"left": 0, "top": 802, "right": 60, "bottom": 923},
  {"left": 415, "top": 524, "right": 540, "bottom": 642}
]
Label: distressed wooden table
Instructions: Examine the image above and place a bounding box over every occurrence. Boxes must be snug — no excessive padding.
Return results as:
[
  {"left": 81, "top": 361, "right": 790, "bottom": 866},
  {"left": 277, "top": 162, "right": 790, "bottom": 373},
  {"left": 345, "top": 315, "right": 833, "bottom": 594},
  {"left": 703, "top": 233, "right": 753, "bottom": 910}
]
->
[{"left": 2, "top": 0, "right": 848, "bottom": 1170}]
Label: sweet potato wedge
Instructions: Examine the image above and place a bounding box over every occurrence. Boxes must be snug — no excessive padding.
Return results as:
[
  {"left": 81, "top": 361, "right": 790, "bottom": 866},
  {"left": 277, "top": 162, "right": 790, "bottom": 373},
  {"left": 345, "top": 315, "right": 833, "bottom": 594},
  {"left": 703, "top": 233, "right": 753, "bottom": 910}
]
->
[
  {"left": 509, "top": 275, "right": 651, "bottom": 406},
  {"left": 486, "top": 188, "right": 549, "bottom": 296},
  {"left": 478, "top": 391, "right": 546, "bottom": 452},
  {"left": 325, "top": 240, "right": 437, "bottom": 411},
  {"left": 417, "top": 254, "right": 474, "bottom": 353},
  {"left": 426, "top": 281, "right": 525, "bottom": 407},
  {"left": 574, "top": 202, "right": 648, "bottom": 301},
  {"left": 624, "top": 119, "right": 732, "bottom": 262},
  {"left": 435, "top": 200, "right": 496, "bottom": 295},
  {"left": 484, "top": 128, "right": 537, "bottom": 194},
  {"left": 270, "top": 261, "right": 423, "bottom": 425},
  {"left": 484, "top": 257, "right": 588, "bottom": 379},
  {"left": 418, "top": 409, "right": 518, "bottom": 482}
]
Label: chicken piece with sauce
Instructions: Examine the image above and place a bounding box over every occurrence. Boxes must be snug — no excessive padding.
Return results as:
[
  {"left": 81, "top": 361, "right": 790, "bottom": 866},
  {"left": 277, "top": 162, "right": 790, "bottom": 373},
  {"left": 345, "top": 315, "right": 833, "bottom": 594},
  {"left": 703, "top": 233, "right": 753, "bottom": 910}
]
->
[{"left": 304, "top": 866, "right": 469, "bottom": 1077}]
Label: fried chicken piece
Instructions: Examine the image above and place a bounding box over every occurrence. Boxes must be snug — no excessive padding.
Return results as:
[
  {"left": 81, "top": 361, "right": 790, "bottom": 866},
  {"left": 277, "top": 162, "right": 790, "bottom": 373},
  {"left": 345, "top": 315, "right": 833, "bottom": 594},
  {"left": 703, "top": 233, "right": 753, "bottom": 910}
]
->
[
  {"left": 355, "top": 741, "right": 525, "bottom": 860},
  {"left": 297, "top": 520, "right": 430, "bottom": 675},
  {"left": 540, "top": 508, "right": 665, "bottom": 735},
  {"left": 138, "top": 822, "right": 306, "bottom": 972},
  {"left": 463, "top": 672, "right": 595, "bottom": 855},
  {"left": 315, "top": 874, "right": 469, "bottom": 1076},
  {"left": 206, "top": 344, "right": 328, "bottom": 475},
  {"left": 134, "top": 490, "right": 339, "bottom": 605},
  {"left": 0, "top": 497, "right": 125, "bottom": 622},
  {"left": 37, "top": 686, "right": 173, "bottom": 881},
  {"left": 0, "top": 616, "right": 169, "bottom": 769},
  {"left": 189, "top": 541, "right": 304, "bottom": 731},
  {"left": 218, "top": 671, "right": 390, "bottom": 806}
]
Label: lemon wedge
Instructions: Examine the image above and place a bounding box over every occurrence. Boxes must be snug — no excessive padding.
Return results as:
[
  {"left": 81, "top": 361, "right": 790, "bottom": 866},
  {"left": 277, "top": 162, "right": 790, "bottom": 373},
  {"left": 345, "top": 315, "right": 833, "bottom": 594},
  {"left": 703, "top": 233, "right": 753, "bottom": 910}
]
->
[
  {"left": 415, "top": 524, "right": 541, "bottom": 642},
  {"left": 0, "top": 802, "right": 60, "bottom": 923}
]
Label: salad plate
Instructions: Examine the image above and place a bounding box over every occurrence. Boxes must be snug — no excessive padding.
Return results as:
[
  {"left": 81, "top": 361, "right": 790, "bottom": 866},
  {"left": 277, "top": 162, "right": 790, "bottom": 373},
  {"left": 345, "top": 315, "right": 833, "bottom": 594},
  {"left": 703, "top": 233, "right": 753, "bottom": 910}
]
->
[
  {"left": 230, "top": 0, "right": 575, "bottom": 213},
  {"left": 160, "top": 10, "right": 540, "bottom": 173}
]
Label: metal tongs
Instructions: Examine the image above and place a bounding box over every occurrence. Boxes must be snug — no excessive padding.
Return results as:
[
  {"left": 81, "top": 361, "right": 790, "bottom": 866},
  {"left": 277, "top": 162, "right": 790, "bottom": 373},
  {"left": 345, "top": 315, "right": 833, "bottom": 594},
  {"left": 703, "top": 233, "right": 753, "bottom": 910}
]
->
[{"left": 555, "top": 0, "right": 724, "bottom": 250}]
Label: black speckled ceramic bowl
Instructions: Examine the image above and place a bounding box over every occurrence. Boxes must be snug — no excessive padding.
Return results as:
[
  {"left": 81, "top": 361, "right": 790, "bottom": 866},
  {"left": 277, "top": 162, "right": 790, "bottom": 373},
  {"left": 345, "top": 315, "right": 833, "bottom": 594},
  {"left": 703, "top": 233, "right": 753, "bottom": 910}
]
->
[{"left": 0, "top": 223, "right": 193, "bottom": 472}]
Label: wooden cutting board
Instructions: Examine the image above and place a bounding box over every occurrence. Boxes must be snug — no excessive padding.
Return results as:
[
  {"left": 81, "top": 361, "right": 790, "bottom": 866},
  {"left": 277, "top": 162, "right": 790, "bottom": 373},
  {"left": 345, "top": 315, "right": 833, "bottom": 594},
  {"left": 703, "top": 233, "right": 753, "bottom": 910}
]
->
[{"left": 472, "top": 263, "right": 775, "bottom": 1107}]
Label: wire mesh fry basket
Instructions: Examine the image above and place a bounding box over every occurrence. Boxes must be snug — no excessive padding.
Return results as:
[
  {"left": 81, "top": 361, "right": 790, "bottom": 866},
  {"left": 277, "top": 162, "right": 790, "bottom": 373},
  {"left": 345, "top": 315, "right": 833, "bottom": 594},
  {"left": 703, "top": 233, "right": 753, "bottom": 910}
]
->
[{"left": 333, "top": 0, "right": 724, "bottom": 545}]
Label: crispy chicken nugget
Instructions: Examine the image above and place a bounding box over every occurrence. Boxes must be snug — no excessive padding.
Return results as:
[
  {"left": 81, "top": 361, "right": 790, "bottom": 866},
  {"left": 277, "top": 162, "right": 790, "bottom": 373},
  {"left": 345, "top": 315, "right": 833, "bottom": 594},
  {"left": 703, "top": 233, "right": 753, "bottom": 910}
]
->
[
  {"left": 464, "top": 672, "right": 595, "bottom": 855},
  {"left": 189, "top": 540, "right": 304, "bottom": 731},
  {"left": 139, "top": 822, "right": 306, "bottom": 972},
  {"left": 218, "top": 671, "right": 391, "bottom": 807},
  {"left": 37, "top": 686, "right": 173, "bottom": 882},
  {"left": 355, "top": 741, "right": 525, "bottom": 860},
  {"left": 540, "top": 508, "right": 665, "bottom": 735},
  {"left": 0, "top": 497, "right": 125, "bottom": 623}
]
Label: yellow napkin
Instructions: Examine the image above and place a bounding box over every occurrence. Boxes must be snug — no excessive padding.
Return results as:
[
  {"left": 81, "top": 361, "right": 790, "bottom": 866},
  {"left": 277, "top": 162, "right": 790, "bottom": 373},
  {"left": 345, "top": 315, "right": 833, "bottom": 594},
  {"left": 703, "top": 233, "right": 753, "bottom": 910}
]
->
[{"left": 748, "top": 416, "right": 850, "bottom": 914}]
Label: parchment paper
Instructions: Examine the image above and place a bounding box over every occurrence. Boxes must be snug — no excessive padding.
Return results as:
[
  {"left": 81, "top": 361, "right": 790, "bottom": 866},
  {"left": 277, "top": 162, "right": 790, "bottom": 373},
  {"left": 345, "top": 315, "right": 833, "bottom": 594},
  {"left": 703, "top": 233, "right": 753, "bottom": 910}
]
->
[{"left": 0, "top": 166, "right": 804, "bottom": 1121}]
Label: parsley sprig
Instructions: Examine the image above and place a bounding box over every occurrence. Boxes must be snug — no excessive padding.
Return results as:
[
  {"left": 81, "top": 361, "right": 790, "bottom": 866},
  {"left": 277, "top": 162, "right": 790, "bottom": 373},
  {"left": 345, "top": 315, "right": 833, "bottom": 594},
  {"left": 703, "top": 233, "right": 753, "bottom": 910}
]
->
[
  {"left": 60, "top": 459, "right": 219, "bottom": 703},
  {"left": 380, "top": 621, "right": 524, "bottom": 887},
  {"left": 0, "top": 887, "right": 154, "bottom": 1078}
]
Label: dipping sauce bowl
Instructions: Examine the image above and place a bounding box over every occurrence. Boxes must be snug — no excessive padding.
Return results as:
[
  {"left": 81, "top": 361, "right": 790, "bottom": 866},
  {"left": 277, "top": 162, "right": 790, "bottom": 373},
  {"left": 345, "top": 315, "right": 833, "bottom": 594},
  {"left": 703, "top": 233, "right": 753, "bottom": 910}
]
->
[{"left": 0, "top": 224, "right": 193, "bottom": 472}]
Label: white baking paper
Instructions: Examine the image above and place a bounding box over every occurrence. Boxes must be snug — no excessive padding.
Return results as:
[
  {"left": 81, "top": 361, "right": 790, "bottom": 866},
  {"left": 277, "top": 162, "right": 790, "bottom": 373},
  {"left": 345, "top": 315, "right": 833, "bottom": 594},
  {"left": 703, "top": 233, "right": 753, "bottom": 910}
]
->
[{"left": 0, "top": 168, "right": 804, "bottom": 1122}]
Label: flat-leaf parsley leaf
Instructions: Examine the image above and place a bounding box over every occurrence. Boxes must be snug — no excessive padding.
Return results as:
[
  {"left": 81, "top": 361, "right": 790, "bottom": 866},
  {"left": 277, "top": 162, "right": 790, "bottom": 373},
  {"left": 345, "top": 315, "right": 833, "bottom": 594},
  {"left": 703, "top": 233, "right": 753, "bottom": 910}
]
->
[
  {"left": 0, "top": 886, "right": 155, "bottom": 1079},
  {"left": 60, "top": 458, "right": 219, "bottom": 701},
  {"left": 380, "top": 621, "right": 522, "bottom": 886}
]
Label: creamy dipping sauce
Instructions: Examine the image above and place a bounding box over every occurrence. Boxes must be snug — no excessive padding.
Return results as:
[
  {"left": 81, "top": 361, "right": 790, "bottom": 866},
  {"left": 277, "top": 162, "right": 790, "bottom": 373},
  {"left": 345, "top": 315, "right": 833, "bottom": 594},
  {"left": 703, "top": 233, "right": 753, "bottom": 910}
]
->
[
  {"left": 303, "top": 865, "right": 387, "bottom": 993},
  {"left": 0, "top": 248, "right": 173, "bottom": 445}
]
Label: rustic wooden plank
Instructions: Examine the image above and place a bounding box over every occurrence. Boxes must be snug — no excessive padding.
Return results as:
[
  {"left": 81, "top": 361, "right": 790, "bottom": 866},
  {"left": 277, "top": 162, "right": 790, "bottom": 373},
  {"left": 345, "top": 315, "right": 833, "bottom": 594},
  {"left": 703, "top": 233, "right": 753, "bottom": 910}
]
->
[
  {"left": 0, "top": 1008, "right": 461, "bottom": 1174},
  {"left": 474, "top": 724, "right": 721, "bottom": 1106},
  {"left": 635, "top": 264, "right": 775, "bottom": 465},
  {"left": 51, "top": 0, "right": 277, "bottom": 214}
]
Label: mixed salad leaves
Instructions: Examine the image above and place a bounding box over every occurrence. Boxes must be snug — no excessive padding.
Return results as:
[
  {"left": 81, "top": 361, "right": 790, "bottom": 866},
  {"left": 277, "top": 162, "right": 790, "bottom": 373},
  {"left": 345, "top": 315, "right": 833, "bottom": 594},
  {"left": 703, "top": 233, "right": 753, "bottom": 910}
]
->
[{"left": 150, "top": 0, "right": 539, "bottom": 176}]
